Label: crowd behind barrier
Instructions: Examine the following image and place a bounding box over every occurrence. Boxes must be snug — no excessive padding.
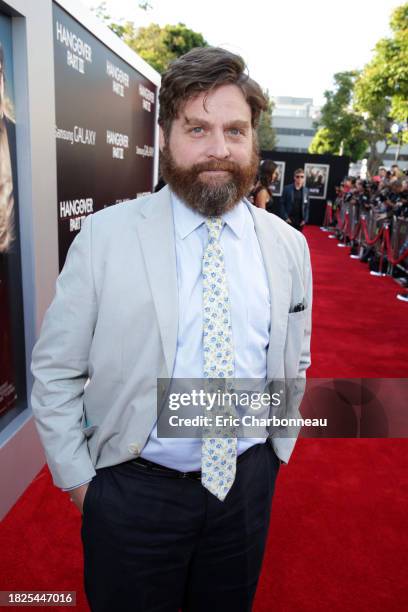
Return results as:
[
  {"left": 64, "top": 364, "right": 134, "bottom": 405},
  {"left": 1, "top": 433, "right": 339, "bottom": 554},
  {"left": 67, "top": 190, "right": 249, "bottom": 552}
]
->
[{"left": 321, "top": 167, "right": 408, "bottom": 302}]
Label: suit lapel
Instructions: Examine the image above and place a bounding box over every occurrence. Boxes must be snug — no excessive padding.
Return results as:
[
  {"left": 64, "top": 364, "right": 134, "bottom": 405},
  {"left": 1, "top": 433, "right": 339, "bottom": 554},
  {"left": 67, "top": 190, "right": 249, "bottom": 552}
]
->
[
  {"left": 246, "top": 202, "right": 291, "bottom": 377},
  {"left": 136, "top": 191, "right": 291, "bottom": 379},
  {"left": 136, "top": 187, "right": 179, "bottom": 377}
]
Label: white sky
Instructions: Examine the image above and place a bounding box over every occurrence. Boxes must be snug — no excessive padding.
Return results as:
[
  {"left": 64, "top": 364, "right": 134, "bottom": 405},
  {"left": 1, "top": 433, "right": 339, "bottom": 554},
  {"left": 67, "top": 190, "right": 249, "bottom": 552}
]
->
[{"left": 81, "top": 0, "right": 403, "bottom": 106}]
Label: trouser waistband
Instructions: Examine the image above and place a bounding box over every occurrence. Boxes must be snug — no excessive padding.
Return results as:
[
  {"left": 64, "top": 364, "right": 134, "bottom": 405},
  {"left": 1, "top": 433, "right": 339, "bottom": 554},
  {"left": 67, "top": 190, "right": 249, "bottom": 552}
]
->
[{"left": 129, "top": 441, "right": 267, "bottom": 481}]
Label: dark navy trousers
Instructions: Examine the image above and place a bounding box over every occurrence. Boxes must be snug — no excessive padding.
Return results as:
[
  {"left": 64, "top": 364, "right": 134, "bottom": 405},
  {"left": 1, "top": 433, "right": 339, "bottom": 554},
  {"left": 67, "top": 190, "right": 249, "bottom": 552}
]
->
[{"left": 81, "top": 440, "right": 280, "bottom": 612}]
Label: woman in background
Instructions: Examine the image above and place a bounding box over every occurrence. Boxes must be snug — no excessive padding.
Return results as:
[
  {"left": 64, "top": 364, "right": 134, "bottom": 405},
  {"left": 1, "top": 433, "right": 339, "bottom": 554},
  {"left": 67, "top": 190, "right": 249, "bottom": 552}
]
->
[
  {"left": 251, "top": 159, "right": 284, "bottom": 218},
  {"left": 252, "top": 159, "right": 276, "bottom": 210}
]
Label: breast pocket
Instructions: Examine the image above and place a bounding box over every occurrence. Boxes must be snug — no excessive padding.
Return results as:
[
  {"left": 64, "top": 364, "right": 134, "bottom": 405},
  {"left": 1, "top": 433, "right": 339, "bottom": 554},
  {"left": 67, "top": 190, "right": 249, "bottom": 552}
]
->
[
  {"left": 288, "top": 308, "right": 307, "bottom": 321},
  {"left": 285, "top": 308, "right": 309, "bottom": 377}
]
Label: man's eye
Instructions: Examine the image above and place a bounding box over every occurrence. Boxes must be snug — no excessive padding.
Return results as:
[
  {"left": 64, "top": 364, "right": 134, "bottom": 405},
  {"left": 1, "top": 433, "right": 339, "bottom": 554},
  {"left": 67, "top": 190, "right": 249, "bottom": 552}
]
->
[
  {"left": 228, "top": 128, "right": 243, "bottom": 136},
  {"left": 191, "top": 127, "right": 203, "bottom": 134}
]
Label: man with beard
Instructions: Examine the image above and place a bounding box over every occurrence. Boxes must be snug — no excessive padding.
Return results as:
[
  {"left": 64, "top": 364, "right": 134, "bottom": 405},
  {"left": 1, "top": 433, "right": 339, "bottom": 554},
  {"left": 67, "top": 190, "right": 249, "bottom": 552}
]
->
[{"left": 31, "top": 47, "right": 312, "bottom": 612}]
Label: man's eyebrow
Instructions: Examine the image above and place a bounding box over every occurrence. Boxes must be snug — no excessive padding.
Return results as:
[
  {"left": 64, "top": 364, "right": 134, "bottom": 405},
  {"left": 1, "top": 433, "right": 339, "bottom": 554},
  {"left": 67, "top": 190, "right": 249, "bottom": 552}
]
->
[
  {"left": 224, "top": 120, "right": 251, "bottom": 130},
  {"left": 183, "top": 116, "right": 211, "bottom": 128},
  {"left": 182, "top": 116, "right": 250, "bottom": 130}
]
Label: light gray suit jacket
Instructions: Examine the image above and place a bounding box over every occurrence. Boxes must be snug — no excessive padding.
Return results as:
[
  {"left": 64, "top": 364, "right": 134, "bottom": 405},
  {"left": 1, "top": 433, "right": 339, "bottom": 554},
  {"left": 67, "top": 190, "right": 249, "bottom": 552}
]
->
[{"left": 31, "top": 186, "right": 312, "bottom": 489}]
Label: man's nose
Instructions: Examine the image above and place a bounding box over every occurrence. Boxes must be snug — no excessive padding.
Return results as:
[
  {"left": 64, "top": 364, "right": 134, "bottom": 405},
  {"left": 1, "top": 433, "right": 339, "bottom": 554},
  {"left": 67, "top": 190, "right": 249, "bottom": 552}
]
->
[{"left": 206, "top": 130, "right": 230, "bottom": 159}]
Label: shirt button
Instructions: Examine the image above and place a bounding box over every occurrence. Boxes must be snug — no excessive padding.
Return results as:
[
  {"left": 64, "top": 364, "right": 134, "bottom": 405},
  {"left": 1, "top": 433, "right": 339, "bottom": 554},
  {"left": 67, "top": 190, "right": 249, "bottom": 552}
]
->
[{"left": 128, "top": 443, "right": 140, "bottom": 455}]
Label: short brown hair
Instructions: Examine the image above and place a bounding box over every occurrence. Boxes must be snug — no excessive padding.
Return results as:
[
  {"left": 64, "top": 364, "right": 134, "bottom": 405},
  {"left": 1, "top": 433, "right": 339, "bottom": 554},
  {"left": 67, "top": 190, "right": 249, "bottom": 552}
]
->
[
  {"left": 294, "top": 168, "right": 304, "bottom": 177},
  {"left": 158, "top": 46, "right": 267, "bottom": 138}
]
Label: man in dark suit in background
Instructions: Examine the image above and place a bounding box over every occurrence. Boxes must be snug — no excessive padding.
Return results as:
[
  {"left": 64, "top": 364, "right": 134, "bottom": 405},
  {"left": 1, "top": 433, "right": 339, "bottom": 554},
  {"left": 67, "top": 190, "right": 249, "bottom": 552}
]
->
[{"left": 280, "top": 168, "right": 310, "bottom": 231}]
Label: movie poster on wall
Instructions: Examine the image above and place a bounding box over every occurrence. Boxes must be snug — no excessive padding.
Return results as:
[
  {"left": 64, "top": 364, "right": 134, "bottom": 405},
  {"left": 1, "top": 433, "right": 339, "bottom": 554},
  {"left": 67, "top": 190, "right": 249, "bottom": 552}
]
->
[
  {"left": 0, "top": 12, "right": 26, "bottom": 424},
  {"left": 53, "top": 3, "right": 157, "bottom": 268},
  {"left": 269, "top": 161, "right": 285, "bottom": 197},
  {"left": 304, "top": 163, "right": 330, "bottom": 199}
]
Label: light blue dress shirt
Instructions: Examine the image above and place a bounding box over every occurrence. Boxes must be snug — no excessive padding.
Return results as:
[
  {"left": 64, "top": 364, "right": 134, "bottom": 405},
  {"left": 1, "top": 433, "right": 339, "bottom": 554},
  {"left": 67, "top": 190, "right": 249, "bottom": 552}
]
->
[{"left": 140, "top": 192, "right": 271, "bottom": 471}]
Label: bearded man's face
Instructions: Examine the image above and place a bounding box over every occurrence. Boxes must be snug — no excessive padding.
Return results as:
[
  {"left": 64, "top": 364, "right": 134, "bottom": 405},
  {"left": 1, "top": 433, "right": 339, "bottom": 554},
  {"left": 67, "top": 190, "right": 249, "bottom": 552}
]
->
[{"left": 159, "top": 84, "right": 259, "bottom": 216}]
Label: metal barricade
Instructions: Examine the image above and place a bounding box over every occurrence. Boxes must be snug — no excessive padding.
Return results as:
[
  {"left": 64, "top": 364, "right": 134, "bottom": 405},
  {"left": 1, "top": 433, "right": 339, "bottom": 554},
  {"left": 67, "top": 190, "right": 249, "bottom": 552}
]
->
[
  {"left": 348, "top": 202, "right": 360, "bottom": 241},
  {"left": 393, "top": 218, "right": 408, "bottom": 271},
  {"left": 323, "top": 190, "right": 408, "bottom": 281},
  {"left": 364, "top": 209, "right": 378, "bottom": 244}
]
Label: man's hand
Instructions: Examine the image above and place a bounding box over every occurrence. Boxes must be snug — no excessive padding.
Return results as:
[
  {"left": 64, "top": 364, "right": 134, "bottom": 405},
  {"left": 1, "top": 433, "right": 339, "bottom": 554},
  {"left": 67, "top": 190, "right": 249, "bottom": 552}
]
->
[
  {"left": 69, "top": 482, "right": 90, "bottom": 514},
  {"left": 300, "top": 220, "right": 306, "bottom": 227},
  {"left": 286, "top": 218, "right": 292, "bottom": 224}
]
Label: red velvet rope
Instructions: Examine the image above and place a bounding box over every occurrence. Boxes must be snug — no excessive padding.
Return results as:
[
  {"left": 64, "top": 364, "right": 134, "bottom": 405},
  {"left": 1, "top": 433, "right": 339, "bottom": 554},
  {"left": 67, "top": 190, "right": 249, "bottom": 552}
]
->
[
  {"left": 335, "top": 209, "right": 348, "bottom": 233},
  {"left": 360, "top": 217, "right": 384, "bottom": 246},
  {"left": 330, "top": 205, "right": 408, "bottom": 265},
  {"left": 383, "top": 225, "right": 408, "bottom": 265},
  {"left": 342, "top": 211, "right": 361, "bottom": 241}
]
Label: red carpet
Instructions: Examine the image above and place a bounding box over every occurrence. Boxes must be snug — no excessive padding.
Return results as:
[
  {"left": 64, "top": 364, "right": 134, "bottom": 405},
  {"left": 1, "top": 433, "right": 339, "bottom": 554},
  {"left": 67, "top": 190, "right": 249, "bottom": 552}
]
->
[
  {"left": 305, "top": 226, "right": 408, "bottom": 378},
  {"left": 1, "top": 226, "right": 407, "bottom": 611}
]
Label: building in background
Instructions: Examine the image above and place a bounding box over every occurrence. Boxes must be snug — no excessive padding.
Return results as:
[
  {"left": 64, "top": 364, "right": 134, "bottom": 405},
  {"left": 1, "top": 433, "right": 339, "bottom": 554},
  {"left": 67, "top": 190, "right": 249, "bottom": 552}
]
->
[
  {"left": 272, "top": 96, "right": 321, "bottom": 154},
  {"left": 272, "top": 95, "right": 408, "bottom": 172}
]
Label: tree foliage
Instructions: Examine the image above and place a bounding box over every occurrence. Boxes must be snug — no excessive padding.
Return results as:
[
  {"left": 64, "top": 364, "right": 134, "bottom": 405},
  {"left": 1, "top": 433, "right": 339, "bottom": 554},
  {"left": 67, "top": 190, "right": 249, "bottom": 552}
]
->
[
  {"left": 310, "top": 3, "right": 408, "bottom": 173},
  {"left": 125, "top": 23, "right": 208, "bottom": 74},
  {"left": 309, "top": 71, "right": 368, "bottom": 162},
  {"left": 354, "top": 3, "right": 408, "bottom": 144},
  {"left": 308, "top": 127, "right": 337, "bottom": 155},
  {"left": 257, "top": 91, "right": 276, "bottom": 151},
  {"left": 92, "top": 4, "right": 208, "bottom": 74}
]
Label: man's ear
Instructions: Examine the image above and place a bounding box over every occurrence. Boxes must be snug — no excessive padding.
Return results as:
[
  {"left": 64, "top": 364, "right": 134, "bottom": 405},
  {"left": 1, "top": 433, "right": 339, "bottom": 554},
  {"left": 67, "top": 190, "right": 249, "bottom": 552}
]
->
[{"left": 159, "top": 127, "right": 165, "bottom": 152}]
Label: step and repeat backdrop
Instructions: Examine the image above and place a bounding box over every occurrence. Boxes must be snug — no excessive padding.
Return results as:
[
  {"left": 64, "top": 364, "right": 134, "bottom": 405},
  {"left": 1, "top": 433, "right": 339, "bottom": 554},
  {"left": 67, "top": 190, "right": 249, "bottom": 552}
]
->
[
  {"left": 261, "top": 151, "right": 350, "bottom": 225},
  {"left": 0, "top": 2, "right": 158, "bottom": 426},
  {"left": 53, "top": 3, "right": 157, "bottom": 268}
]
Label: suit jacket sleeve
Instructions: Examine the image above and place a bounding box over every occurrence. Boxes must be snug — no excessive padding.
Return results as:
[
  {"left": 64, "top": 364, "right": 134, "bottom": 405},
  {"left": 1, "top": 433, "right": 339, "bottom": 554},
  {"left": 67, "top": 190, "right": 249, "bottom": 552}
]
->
[
  {"left": 31, "top": 216, "right": 97, "bottom": 489},
  {"left": 267, "top": 231, "right": 312, "bottom": 460}
]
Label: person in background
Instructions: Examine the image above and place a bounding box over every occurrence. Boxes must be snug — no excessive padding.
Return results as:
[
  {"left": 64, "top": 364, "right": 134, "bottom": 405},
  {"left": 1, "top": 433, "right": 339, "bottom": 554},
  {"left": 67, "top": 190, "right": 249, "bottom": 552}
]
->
[
  {"left": 390, "top": 164, "right": 403, "bottom": 182},
  {"left": 280, "top": 168, "right": 310, "bottom": 231},
  {"left": 252, "top": 159, "right": 274, "bottom": 206},
  {"left": 377, "top": 167, "right": 388, "bottom": 184}
]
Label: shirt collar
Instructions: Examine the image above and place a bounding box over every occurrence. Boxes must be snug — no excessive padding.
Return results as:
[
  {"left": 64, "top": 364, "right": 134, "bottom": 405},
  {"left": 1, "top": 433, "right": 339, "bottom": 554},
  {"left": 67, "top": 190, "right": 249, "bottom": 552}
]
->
[{"left": 171, "top": 190, "right": 247, "bottom": 240}]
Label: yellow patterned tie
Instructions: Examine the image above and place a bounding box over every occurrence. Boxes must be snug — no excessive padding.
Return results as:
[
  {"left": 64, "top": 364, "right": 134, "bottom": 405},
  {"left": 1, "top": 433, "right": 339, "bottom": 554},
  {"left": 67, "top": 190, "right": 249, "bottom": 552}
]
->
[{"left": 201, "top": 217, "right": 237, "bottom": 501}]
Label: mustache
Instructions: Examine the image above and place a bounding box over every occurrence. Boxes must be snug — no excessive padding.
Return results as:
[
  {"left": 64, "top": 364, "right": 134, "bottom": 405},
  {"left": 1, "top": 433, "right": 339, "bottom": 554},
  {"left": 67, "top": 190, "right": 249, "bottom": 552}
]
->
[{"left": 191, "top": 160, "right": 239, "bottom": 174}]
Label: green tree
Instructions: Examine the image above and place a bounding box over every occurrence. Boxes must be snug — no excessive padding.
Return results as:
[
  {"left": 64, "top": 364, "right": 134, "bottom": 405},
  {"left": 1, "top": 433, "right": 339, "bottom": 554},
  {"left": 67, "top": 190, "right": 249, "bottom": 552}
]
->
[
  {"left": 309, "top": 71, "right": 368, "bottom": 162},
  {"left": 353, "top": 73, "right": 393, "bottom": 175},
  {"left": 129, "top": 23, "right": 208, "bottom": 73},
  {"left": 257, "top": 90, "right": 276, "bottom": 150},
  {"left": 312, "top": 3, "right": 408, "bottom": 174},
  {"left": 354, "top": 2, "right": 408, "bottom": 154},
  {"left": 308, "top": 127, "right": 337, "bottom": 155},
  {"left": 92, "top": 4, "right": 208, "bottom": 74}
]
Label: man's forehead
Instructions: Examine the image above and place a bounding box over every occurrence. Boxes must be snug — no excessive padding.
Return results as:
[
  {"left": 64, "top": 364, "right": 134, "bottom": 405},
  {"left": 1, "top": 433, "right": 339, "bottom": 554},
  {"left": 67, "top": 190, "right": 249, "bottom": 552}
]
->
[{"left": 177, "top": 87, "right": 251, "bottom": 116}]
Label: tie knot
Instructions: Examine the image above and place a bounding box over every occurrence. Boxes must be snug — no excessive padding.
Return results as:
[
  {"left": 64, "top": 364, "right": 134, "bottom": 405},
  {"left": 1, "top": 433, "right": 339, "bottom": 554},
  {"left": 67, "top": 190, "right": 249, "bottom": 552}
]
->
[{"left": 205, "top": 216, "right": 223, "bottom": 241}]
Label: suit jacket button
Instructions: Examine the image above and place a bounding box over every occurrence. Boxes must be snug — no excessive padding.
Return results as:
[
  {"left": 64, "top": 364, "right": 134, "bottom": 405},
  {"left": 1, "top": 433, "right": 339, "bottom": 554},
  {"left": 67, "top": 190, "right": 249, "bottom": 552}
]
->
[{"left": 128, "top": 443, "right": 140, "bottom": 455}]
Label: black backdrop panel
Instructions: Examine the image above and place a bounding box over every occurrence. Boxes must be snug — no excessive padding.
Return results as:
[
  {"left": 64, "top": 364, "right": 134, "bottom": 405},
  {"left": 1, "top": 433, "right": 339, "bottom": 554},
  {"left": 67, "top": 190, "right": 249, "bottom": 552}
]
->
[
  {"left": 261, "top": 151, "right": 350, "bottom": 225},
  {"left": 53, "top": 3, "right": 157, "bottom": 268}
]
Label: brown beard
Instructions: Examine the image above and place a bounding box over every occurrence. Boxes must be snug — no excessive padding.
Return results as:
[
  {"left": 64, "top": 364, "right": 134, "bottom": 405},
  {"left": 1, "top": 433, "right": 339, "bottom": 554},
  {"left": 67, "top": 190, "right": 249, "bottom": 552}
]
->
[{"left": 160, "top": 142, "right": 259, "bottom": 217}]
